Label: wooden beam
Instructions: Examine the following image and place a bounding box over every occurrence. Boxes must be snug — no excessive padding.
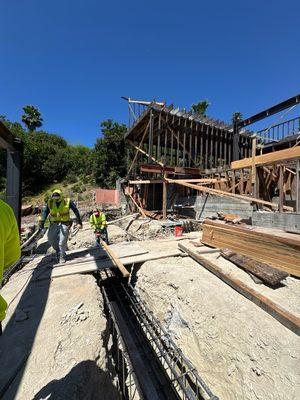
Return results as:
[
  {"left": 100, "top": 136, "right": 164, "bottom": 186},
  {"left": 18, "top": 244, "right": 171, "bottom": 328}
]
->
[
  {"left": 297, "top": 160, "right": 300, "bottom": 213},
  {"left": 125, "top": 189, "right": 147, "bottom": 218},
  {"left": 220, "top": 249, "right": 288, "bottom": 286},
  {"left": 231, "top": 146, "right": 300, "bottom": 170},
  {"left": 166, "top": 178, "right": 293, "bottom": 211},
  {"left": 128, "top": 120, "right": 150, "bottom": 175},
  {"left": 279, "top": 165, "right": 284, "bottom": 212},
  {"left": 167, "top": 127, "right": 194, "bottom": 166},
  {"left": 128, "top": 178, "right": 229, "bottom": 185},
  {"left": 128, "top": 141, "right": 164, "bottom": 167},
  {"left": 162, "top": 179, "right": 167, "bottom": 220},
  {"left": 100, "top": 239, "right": 130, "bottom": 278},
  {"left": 251, "top": 136, "right": 257, "bottom": 186},
  {"left": 178, "top": 243, "right": 300, "bottom": 336}
]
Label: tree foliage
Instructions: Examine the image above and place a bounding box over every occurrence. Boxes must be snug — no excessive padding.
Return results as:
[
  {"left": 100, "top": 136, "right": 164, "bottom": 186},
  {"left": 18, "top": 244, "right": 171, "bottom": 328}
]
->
[
  {"left": 0, "top": 116, "right": 95, "bottom": 196},
  {"left": 94, "top": 119, "right": 128, "bottom": 189},
  {"left": 232, "top": 112, "right": 243, "bottom": 124},
  {"left": 191, "top": 100, "right": 210, "bottom": 116},
  {"left": 21, "top": 105, "right": 43, "bottom": 131},
  {"left": 0, "top": 114, "right": 129, "bottom": 196}
]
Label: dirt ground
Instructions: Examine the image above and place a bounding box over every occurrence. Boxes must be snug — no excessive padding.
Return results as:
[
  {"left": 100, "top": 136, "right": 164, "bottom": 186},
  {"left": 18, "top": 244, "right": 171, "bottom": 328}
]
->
[
  {"left": 0, "top": 254, "right": 120, "bottom": 400},
  {"left": 2, "top": 220, "right": 300, "bottom": 399},
  {"left": 134, "top": 241, "right": 300, "bottom": 400}
]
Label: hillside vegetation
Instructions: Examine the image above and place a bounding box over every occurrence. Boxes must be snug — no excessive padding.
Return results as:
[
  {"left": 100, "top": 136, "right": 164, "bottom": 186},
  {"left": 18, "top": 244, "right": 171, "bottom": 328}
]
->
[{"left": 0, "top": 106, "right": 129, "bottom": 198}]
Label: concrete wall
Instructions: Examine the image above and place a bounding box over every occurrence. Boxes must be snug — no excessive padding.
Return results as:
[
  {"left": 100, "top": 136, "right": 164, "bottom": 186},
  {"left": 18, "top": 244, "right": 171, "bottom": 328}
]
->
[
  {"left": 174, "top": 194, "right": 254, "bottom": 220},
  {"left": 252, "top": 212, "right": 300, "bottom": 233}
]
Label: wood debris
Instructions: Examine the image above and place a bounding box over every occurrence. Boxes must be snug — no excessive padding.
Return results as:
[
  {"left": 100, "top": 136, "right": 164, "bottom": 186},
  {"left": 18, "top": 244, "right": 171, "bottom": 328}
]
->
[{"left": 220, "top": 249, "right": 288, "bottom": 286}]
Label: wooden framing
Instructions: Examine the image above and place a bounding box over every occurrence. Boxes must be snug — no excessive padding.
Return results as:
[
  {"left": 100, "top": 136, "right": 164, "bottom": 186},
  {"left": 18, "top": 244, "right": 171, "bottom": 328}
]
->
[{"left": 231, "top": 146, "right": 300, "bottom": 170}]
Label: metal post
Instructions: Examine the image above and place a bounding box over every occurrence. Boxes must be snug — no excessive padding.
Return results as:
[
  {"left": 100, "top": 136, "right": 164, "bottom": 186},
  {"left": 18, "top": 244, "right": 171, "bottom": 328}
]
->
[{"left": 6, "top": 147, "right": 23, "bottom": 229}]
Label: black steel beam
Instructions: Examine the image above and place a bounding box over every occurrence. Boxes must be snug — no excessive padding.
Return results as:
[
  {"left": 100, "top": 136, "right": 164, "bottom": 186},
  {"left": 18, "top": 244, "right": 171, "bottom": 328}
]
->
[{"left": 238, "top": 94, "right": 300, "bottom": 128}]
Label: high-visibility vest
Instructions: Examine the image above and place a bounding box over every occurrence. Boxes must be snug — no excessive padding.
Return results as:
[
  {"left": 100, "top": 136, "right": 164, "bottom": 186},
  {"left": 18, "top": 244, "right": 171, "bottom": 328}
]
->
[
  {"left": 89, "top": 212, "right": 107, "bottom": 230},
  {"left": 0, "top": 199, "right": 21, "bottom": 321},
  {"left": 48, "top": 198, "right": 71, "bottom": 222}
]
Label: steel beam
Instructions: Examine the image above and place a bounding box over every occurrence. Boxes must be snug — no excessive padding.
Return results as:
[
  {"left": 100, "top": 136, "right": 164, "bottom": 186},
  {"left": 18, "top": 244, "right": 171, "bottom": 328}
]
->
[{"left": 239, "top": 94, "right": 300, "bottom": 128}]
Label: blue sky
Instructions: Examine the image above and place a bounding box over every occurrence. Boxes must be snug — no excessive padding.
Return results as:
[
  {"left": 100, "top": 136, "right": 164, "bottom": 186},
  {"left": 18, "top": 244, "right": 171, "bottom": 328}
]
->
[{"left": 1, "top": 0, "right": 299, "bottom": 146}]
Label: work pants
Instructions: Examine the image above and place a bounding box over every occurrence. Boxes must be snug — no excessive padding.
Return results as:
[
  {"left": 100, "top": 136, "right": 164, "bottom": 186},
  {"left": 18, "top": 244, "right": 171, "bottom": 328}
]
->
[
  {"left": 95, "top": 227, "right": 109, "bottom": 245},
  {"left": 48, "top": 223, "right": 69, "bottom": 258}
]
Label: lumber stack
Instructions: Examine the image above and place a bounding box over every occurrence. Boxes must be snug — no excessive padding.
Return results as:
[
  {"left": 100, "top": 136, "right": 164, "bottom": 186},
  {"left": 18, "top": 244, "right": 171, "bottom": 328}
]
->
[{"left": 201, "top": 219, "right": 300, "bottom": 277}]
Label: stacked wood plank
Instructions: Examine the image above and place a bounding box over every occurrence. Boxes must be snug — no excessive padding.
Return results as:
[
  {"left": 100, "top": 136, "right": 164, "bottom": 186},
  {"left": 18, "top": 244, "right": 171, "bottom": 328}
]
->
[{"left": 201, "top": 219, "right": 300, "bottom": 277}]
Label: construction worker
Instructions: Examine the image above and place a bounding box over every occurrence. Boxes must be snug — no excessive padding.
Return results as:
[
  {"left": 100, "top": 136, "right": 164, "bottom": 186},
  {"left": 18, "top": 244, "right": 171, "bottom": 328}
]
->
[
  {"left": 39, "top": 189, "right": 82, "bottom": 263},
  {"left": 89, "top": 207, "right": 108, "bottom": 245},
  {"left": 0, "top": 199, "right": 21, "bottom": 335}
]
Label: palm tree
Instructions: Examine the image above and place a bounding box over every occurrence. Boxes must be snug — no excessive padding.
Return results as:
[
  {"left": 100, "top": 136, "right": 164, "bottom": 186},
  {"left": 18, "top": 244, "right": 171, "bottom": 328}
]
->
[
  {"left": 191, "top": 100, "right": 210, "bottom": 117},
  {"left": 21, "top": 105, "right": 43, "bottom": 131}
]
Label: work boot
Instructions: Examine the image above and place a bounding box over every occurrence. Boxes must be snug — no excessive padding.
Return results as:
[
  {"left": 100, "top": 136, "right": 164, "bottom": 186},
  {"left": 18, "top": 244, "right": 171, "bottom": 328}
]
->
[
  {"left": 59, "top": 257, "right": 66, "bottom": 264},
  {"left": 55, "top": 251, "right": 60, "bottom": 263}
]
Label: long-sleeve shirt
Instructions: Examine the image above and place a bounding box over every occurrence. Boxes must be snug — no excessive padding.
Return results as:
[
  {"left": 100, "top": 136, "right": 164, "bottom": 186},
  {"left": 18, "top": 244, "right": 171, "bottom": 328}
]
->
[
  {"left": 0, "top": 199, "right": 21, "bottom": 321},
  {"left": 41, "top": 200, "right": 82, "bottom": 224},
  {"left": 89, "top": 212, "right": 107, "bottom": 230}
]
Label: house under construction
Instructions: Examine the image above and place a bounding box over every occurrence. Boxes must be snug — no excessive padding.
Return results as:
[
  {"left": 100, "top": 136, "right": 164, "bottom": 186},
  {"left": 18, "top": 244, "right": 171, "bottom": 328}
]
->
[{"left": 123, "top": 95, "right": 300, "bottom": 226}]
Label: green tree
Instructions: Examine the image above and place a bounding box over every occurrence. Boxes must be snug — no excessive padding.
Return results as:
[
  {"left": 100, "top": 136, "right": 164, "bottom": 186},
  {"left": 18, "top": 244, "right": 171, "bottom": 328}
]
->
[
  {"left": 191, "top": 100, "right": 210, "bottom": 116},
  {"left": 232, "top": 112, "right": 243, "bottom": 124},
  {"left": 94, "top": 119, "right": 128, "bottom": 188},
  {"left": 21, "top": 105, "right": 43, "bottom": 131}
]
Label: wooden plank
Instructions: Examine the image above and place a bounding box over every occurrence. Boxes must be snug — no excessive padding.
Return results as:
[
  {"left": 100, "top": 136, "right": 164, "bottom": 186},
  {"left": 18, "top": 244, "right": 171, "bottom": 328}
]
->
[
  {"left": 167, "top": 127, "right": 194, "bottom": 166},
  {"left": 128, "top": 178, "right": 228, "bottom": 185},
  {"left": 297, "top": 160, "right": 300, "bottom": 213},
  {"left": 178, "top": 243, "right": 300, "bottom": 336},
  {"left": 279, "top": 165, "right": 284, "bottom": 212},
  {"left": 220, "top": 249, "right": 288, "bottom": 286},
  {"left": 39, "top": 249, "right": 187, "bottom": 279},
  {"left": 166, "top": 178, "right": 293, "bottom": 211},
  {"left": 201, "top": 220, "right": 300, "bottom": 277},
  {"left": 128, "top": 141, "right": 165, "bottom": 167},
  {"left": 231, "top": 146, "right": 300, "bottom": 170},
  {"left": 100, "top": 239, "right": 130, "bottom": 278},
  {"left": 162, "top": 180, "right": 167, "bottom": 220},
  {"left": 128, "top": 120, "right": 150, "bottom": 175},
  {"left": 125, "top": 190, "right": 147, "bottom": 218},
  {"left": 107, "top": 213, "right": 139, "bottom": 225}
]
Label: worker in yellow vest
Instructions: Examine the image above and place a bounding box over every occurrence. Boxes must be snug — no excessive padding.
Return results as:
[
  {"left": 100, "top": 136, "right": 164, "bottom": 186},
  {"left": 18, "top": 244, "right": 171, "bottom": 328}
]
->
[
  {"left": 39, "top": 189, "right": 82, "bottom": 263},
  {"left": 89, "top": 207, "right": 108, "bottom": 245},
  {"left": 0, "top": 199, "right": 21, "bottom": 334}
]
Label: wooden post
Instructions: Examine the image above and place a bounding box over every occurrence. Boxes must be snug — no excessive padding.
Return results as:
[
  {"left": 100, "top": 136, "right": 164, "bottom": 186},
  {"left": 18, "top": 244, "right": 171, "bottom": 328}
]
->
[
  {"left": 162, "top": 176, "right": 167, "bottom": 220},
  {"left": 251, "top": 136, "right": 257, "bottom": 194},
  {"left": 279, "top": 165, "right": 284, "bottom": 212},
  {"left": 232, "top": 170, "right": 236, "bottom": 194},
  {"left": 297, "top": 159, "right": 300, "bottom": 213},
  {"left": 239, "top": 168, "right": 244, "bottom": 194}
]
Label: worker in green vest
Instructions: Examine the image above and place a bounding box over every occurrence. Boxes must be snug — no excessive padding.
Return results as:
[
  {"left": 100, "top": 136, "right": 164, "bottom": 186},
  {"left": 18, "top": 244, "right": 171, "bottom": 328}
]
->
[
  {"left": 39, "top": 189, "right": 82, "bottom": 263},
  {"left": 0, "top": 199, "right": 21, "bottom": 334},
  {"left": 89, "top": 207, "right": 108, "bottom": 245}
]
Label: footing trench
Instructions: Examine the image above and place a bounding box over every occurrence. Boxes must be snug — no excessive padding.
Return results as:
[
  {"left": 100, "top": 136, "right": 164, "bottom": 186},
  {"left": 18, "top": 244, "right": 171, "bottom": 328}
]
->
[{"left": 98, "top": 270, "right": 218, "bottom": 400}]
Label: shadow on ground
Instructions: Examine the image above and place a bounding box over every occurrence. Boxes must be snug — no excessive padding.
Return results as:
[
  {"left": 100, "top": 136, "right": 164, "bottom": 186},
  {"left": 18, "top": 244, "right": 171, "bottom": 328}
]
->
[
  {"left": 0, "top": 254, "right": 54, "bottom": 399},
  {"left": 32, "top": 360, "right": 121, "bottom": 400}
]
